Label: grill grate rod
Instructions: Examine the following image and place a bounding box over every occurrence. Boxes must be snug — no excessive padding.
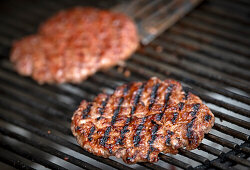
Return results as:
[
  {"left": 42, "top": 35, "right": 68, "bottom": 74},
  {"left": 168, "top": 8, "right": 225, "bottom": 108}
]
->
[
  {"left": 138, "top": 47, "right": 250, "bottom": 103},
  {"left": 151, "top": 38, "right": 250, "bottom": 81},
  {"left": 1, "top": 91, "right": 248, "bottom": 168},
  {"left": 170, "top": 26, "right": 250, "bottom": 58},
  {"left": 0, "top": 140, "right": 67, "bottom": 170},
  {"left": 0, "top": 69, "right": 248, "bottom": 169},
  {"left": 212, "top": 110, "right": 250, "bottom": 130},
  {"left": 3, "top": 59, "right": 249, "bottom": 139},
  {"left": 0, "top": 62, "right": 249, "bottom": 141},
  {"left": 0, "top": 127, "right": 102, "bottom": 170},
  {"left": 161, "top": 34, "right": 250, "bottom": 70},
  {"left": 190, "top": 10, "right": 250, "bottom": 38},
  {"left": 137, "top": 162, "right": 167, "bottom": 170},
  {"left": 124, "top": 60, "right": 250, "bottom": 117},
  {"left": 0, "top": 78, "right": 248, "bottom": 169},
  {"left": 0, "top": 113, "right": 135, "bottom": 170},
  {"left": 3, "top": 58, "right": 250, "bottom": 120},
  {"left": 0, "top": 150, "right": 35, "bottom": 170},
  {"left": 0, "top": 0, "right": 249, "bottom": 169},
  {"left": 0, "top": 85, "right": 190, "bottom": 169},
  {"left": 179, "top": 17, "right": 250, "bottom": 47}
]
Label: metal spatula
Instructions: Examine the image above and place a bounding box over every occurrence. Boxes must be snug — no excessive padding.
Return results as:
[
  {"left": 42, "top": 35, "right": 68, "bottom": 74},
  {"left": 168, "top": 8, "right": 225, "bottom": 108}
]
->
[{"left": 113, "top": 0, "right": 203, "bottom": 45}]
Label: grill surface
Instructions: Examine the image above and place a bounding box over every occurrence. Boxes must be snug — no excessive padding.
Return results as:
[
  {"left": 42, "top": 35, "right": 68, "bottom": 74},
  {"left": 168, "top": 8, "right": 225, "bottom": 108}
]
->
[{"left": 0, "top": 0, "right": 249, "bottom": 169}]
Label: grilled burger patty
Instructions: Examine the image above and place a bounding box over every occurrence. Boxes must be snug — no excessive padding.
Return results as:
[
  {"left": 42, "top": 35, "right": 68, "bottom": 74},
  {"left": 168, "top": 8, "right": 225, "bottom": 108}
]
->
[
  {"left": 10, "top": 7, "right": 138, "bottom": 84},
  {"left": 71, "top": 77, "right": 214, "bottom": 164}
]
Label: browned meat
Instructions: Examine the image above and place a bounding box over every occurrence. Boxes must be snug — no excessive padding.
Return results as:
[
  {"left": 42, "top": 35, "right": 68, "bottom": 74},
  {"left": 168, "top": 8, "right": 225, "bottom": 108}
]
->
[
  {"left": 10, "top": 7, "right": 138, "bottom": 84},
  {"left": 71, "top": 77, "right": 214, "bottom": 164}
]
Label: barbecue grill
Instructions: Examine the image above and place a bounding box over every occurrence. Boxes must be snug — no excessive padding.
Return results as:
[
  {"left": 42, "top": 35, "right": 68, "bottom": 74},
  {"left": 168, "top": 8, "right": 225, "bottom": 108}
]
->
[{"left": 0, "top": 0, "right": 249, "bottom": 169}]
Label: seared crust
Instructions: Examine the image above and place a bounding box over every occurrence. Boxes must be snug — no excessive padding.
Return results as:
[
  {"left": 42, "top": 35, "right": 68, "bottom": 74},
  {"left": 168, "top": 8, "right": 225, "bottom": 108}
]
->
[
  {"left": 71, "top": 77, "right": 214, "bottom": 164},
  {"left": 10, "top": 7, "right": 138, "bottom": 84}
]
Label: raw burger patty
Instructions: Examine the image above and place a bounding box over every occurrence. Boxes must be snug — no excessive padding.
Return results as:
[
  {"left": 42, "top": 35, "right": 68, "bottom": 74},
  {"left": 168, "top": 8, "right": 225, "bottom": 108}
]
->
[
  {"left": 71, "top": 77, "right": 214, "bottom": 164},
  {"left": 10, "top": 7, "right": 139, "bottom": 84}
]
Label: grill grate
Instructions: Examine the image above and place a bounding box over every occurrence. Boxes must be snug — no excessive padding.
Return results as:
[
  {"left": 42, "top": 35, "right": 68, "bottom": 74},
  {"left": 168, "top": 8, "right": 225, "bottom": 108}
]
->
[{"left": 0, "top": 0, "right": 249, "bottom": 169}]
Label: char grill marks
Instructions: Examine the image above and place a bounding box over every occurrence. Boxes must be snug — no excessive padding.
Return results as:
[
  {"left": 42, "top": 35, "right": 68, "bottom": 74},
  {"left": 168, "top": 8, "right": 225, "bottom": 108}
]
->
[
  {"left": 156, "top": 84, "right": 174, "bottom": 121},
  {"left": 186, "top": 117, "right": 197, "bottom": 144},
  {"left": 117, "top": 83, "right": 146, "bottom": 145},
  {"left": 133, "top": 81, "right": 161, "bottom": 147},
  {"left": 166, "top": 130, "right": 174, "bottom": 146},
  {"left": 133, "top": 117, "right": 147, "bottom": 147},
  {"left": 71, "top": 77, "right": 214, "bottom": 164},
  {"left": 88, "top": 126, "right": 95, "bottom": 142},
  {"left": 190, "top": 104, "right": 200, "bottom": 117},
  {"left": 100, "top": 85, "right": 130, "bottom": 147},
  {"left": 146, "top": 120, "right": 160, "bottom": 160},
  {"left": 97, "top": 95, "right": 110, "bottom": 120},
  {"left": 82, "top": 103, "right": 92, "bottom": 119},
  {"left": 148, "top": 83, "right": 160, "bottom": 110}
]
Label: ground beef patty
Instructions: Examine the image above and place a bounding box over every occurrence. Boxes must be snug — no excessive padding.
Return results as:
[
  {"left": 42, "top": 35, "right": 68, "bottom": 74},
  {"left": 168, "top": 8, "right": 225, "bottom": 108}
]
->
[
  {"left": 71, "top": 77, "right": 214, "bottom": 164},
  {"left": 10, "top": 7, "right": 139, "bottom": 84}
]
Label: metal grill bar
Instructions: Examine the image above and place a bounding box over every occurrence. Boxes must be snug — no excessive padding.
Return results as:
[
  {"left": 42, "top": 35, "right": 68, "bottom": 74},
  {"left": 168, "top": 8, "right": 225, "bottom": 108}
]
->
[
  {"left": 171, "top": 26, "right": 250, "bottom": 57},
  {"left": 0, "top": 151, "right": 34, "bottom": 170},
  {"left": 158, "top": 154, "right": 192, "bottom": 170},
  {"left": 0, "top": 69, "right": 190, "bottom": 169},
  {"left": 190, "top": 10, "right": 250, "bottom": 37},
  {"left": 124, "top": 59, "right": 250, "bottom": 117},
  {"left": 0, "top": 68, "right": 236, "bottom": 169},
  {"left": 0, "top": 0, "right": 249, "bottom": 169},
  {"left": 179, "top": 17, "right": 250, "bottom": 46},
  {"left": 137, "top": 162, "right": 166, "bottom": 170},
  {"left": 0, "top": 113, "right": 134, "bottom": 170},
  {"left": 162, "top": 34, "right": 250, "bottom": 69},
  {"left": 205, "top": 134, "right": 239, "bottom": 150},
  {"left": 211, "top": 110, "right": 250, "bottom": 130},
  {"left": 2, "top": 66, "right": 248, "bottom": 146},
  {"left": 0, "top": 127, "right": 101, "bottom": 170},
  {"left": 0, "top": 140, "right": 67, "bottom": 170},
  {"left": 1, "top": 66, "right": 248, "bottom": 167},
  {"left": 149, "top": 41, "right": 250, "bottom": 82},
  {"left": 0, "top": 69, "right": 248, "bottom": 168},
  {"left": 213, "top": 123, "right": 249, "bottom": 141},
  {"left": 178, "top": 149, "right": 209, "bottom": 165},
  {"left": 139, "top": 46, "right": 250, "bottom": 102}
]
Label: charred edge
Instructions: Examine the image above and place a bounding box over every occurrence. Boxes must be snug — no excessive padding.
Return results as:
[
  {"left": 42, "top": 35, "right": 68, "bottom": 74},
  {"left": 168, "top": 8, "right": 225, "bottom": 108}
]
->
[
  {"left": 146, "top": 146, "right": 155, "bottom": 160},
  {"left": 88, "top": 126, "right": 95, "bottom": 142},
  {"left": 190, "top": 103, "right": 200, "bottom": 117},
  {"left": 75, "top": 126, "right": 80, "bottom": 131},
  {"left": 149, "top": 124, "right": 159, "bottom": 145},
  {"left": 146, "top": 123, "right": 159, "bottom": 160},
  {"left": 205, "top": 114, "right": 212, "bottom": 122},
  {"left": 111, "top": 97, "right": 124, "bottom": 126},
  {"left": 108, "top": 147, "right": 113, "bottom": 154},
  {"left": 133, "top": 117, "right": 146, "bottom": 147},
  {"left": 97, "top": 96, "right": 110, "bottom": 120},
  {"left": 171, "top": 112, "right": 178, "bottom": 124},
  {"left": 100, "top": 126, "right": 111, "bottom": 146},
  {"left": 148, "top": 83, "right": 160, "bottom": 110},
  {"left": 117, "top": 83, "right": 145, "bottom": 145},
  {"left": 126, "top": 154, "right": 136, "bottom": 162},
  {"left": 183, "top": 89, "right": 189, "bottom": 100},
  {"left": 166, "top": 130, "right": 174, "bottom": 145},
  {"left": 187, "top": 117, "right": 197, "bottom": 141},
  {"left": 157, "top": 84, "right": 174, "bottom": 121},
  {"left": 107, "top": 85, "right": 129, "bottom": 145},
  {"left": 116, "top": 125, "right": 129, "bottom": 145},
  {"left": 133, "top": 83, "right": 146, "bottom": 108},
  {"left": 178, "top": 102, "right": 184, "bottom": 111},
  {"left": 102, "top": 85, "right": 129, "bottom": 146},
  {"left": 123, "top": 83, "right": 131, "bottom": 95},
  {"left": 82, "top": 103, "right": 93, "bottom": 119}
]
